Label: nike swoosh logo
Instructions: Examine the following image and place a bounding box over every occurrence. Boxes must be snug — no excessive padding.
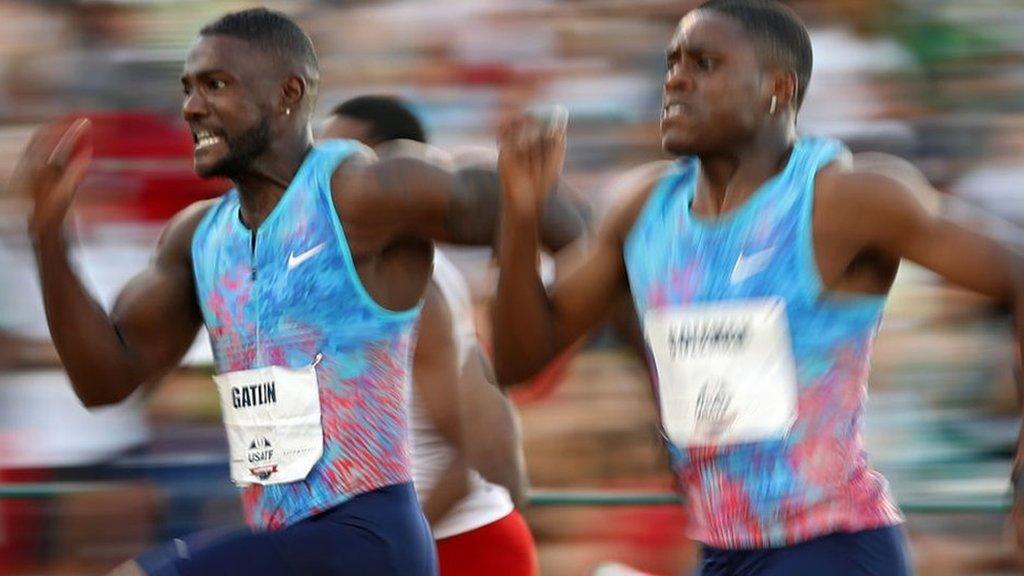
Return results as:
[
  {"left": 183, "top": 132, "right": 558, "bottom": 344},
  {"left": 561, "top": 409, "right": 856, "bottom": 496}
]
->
[
  {"left": 730, "top": 247, "right": 775, "bottom": 284},
  {"left": 287, "top": 243, "right": 326, "bottom": 270}
]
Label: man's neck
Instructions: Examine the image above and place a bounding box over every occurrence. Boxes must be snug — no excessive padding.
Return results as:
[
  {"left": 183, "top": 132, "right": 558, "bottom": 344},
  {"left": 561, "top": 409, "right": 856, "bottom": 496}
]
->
[
  {"left": 235, "top": 136, "right": 313, "bottom": 230},
  {"left": 694, "top": 128, "right": 796, "bottom": 216}
]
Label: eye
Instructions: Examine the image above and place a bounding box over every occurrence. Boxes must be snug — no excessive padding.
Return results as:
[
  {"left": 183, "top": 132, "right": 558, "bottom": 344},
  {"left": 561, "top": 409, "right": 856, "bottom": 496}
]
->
[
  {"left": 697, "top": 56, "right": 714, "bottom": 71},
  {"left": 207, "top": 79, "right": 226, "bottom": 90}
]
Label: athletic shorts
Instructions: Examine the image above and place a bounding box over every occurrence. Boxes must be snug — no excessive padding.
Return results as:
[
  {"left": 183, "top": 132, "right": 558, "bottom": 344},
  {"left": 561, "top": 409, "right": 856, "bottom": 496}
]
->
[
  {"left": 136, "top": 482, "right": 436, "bottom": 576},
  {"left": 696, "top": 525, "right": 911, "bottom": 576},
  {"left": 435, "top": 509, "right": 538, "bottom": 576}
]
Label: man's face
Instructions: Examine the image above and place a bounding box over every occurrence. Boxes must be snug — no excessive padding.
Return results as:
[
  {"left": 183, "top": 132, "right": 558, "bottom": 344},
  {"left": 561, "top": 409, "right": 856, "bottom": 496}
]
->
[
  {"left": 181, "top": 35, "right": 276, "bottom": 178},
  {"left": 661, "top": 11, "right": 768, "bottom": 156},
  {"left": 319, "top": 114, "right": 376, "bottom": 147}
]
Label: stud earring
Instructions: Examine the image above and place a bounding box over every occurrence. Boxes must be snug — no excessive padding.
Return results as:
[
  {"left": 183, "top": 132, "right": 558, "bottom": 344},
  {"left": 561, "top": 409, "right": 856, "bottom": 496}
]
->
[{"left": 769, "top": 95, "right": 778, "bottom": 116}]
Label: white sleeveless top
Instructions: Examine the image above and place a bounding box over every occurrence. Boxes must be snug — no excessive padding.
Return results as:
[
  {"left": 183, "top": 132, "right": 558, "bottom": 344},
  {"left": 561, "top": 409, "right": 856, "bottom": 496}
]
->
[{"left": 410, "top": 250, "right": 515, "bottom": 539}]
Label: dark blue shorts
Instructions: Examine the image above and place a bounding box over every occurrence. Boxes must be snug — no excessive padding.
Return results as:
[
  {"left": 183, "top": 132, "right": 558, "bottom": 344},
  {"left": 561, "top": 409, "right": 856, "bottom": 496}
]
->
[
  {"left": 136, "top": 482, "right": 436, "bottom": 576},
  {"left": 696, "top": 525, "right": 911, "bottom": 576}
]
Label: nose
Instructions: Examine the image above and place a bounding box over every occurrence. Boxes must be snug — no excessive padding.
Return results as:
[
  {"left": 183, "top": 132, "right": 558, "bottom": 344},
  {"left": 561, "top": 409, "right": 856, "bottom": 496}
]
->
[
  {"left": 182, "top": 90, "right": 208, "bottom": 122},
  {"left": 664, "top": 63, "right": 693, "bottom": 94}
]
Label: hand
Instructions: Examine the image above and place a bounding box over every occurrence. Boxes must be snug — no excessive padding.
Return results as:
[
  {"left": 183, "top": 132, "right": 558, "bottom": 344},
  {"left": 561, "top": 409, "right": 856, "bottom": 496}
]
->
[
  {"left": 10, "top": 118, "right": 92, "bottom": 242},
  {"left": 497, "top": 106, "right": 567, "bottom": 223}
]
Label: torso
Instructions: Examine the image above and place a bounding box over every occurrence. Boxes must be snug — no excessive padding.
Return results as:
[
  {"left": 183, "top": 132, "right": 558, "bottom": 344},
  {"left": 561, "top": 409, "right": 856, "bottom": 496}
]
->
[
  {"left": 621, "top": 136, "right": 903, "bottom": 549},
  {"left": 190, "top": 140, "right": 419, "bottom": 531}
]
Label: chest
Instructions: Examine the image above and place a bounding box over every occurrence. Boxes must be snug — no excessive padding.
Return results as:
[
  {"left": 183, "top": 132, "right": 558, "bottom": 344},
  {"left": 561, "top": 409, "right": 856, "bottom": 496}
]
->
[
  {"left": 195, "top": 199, "right": 348, "bottom": 330},
  {"left": 626, "top": 195, "right": 807, "bottom": 311}
]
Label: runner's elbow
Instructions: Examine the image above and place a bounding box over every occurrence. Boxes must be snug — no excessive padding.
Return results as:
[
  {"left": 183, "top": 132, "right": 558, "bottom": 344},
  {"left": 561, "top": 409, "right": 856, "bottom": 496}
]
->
[
  {"left": 494, "top": 356, "right": 546, "bottom": 388},
  {"left": 77, "top": 389, "right": 126, "bottom": 408},
  {"left": 492, "top": 329, "right": 558, "bottom": 386},
  {"left": 70, "top": 373, "right": 138, "bottom": 408}
]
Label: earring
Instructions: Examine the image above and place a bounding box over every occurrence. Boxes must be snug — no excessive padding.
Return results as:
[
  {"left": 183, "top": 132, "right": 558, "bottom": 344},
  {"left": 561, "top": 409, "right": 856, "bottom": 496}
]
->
[
  {"left": 769, "top": 95, "right": 777, "bottom": 116},
  {"left": 285, "top": 108, "right": 291, "bottom": 116}
]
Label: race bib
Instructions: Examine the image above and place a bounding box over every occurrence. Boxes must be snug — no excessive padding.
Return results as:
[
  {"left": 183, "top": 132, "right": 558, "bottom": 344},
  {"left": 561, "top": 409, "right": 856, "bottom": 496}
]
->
[
  {"left": 213, "top": 354, "right": 324, "bottom": 486},
  {"left": 644, "top": 298, "right": 797, "bottom": 447}
]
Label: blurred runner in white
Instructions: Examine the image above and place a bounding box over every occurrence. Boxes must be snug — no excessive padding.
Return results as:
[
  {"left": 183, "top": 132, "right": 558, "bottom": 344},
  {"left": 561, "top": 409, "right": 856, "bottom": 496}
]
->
[{"left": 323, "top": 94, "right": 592, "bottom": 576}]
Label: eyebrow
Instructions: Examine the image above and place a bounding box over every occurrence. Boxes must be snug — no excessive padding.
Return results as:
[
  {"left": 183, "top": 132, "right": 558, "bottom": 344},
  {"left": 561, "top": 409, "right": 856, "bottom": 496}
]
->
[
  {"left": 667, "top": 42, "right": 717, "bottom": 62},
  {"left": 180, "top": 68, "right": 227, "bottom": 83}
]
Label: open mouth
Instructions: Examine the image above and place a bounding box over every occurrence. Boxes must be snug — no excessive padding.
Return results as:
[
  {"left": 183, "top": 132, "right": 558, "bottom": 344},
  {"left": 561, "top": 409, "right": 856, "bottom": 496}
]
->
[
  {"left": 662, "top": 103, "right": 687, "bottom": 120},
  {"left": 192, "top": 129, "right": 224, "bottom": 152}
]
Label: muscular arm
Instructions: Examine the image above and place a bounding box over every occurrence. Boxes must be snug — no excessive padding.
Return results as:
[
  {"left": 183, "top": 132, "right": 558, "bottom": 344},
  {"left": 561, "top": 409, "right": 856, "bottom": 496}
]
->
[
  {"left": 828, "top": 158, "right": 1021, "bottom": 305},
  {"left": 492, "top": 162, "right": 667, "bottom": 385},
  {"left": 32, "top": 203, "right": 208, "bottom": 406},
  {"left": 413, "top": 283, "right": 470, "bottom": 525},
  {"left": 456, "top": 165, "right": 589, "bottom": 251},
  {"left": 459, "top": 345, "right": 528, "bottom": 507},
  {"left": 825, "top": 156, "right": 1024, "bottom": 481},
  {"left": 332, "top": 152, "right": 589, "bottom": 252}
]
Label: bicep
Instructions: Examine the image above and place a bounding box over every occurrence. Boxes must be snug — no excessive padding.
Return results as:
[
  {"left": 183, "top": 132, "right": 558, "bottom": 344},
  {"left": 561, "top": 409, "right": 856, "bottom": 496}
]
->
[
  {"left": 850, "top": 167, "right": 1021, "bottom": 301},
  {"left": 892, "top": 206, "right": 1019, "bottom": 301},
  {"left": 111, "top": 208, "right": 206, "bottom": 381},
  {"left": 335, "top": 156, "right": 490, "bottom": 248},
  {"left": 111, "top": 262, "right": 202, "bottom": 378},
  {"left": 412, "top": 284, "right": 463, "bottom": 446}
]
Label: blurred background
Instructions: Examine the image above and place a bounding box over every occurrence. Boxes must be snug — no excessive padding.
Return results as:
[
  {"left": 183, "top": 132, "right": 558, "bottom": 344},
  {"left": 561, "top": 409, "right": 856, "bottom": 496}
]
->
[{"left": 0, "top": 0, "right": 1021, "bottom": 574}]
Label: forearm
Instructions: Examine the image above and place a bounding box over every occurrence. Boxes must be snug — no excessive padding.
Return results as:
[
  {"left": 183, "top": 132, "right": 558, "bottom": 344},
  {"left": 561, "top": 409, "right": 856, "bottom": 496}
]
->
[
  {"left": 459, "top": 358, "right": 528, "bottom": 506},
  {"left": 421, "top": 454, "right": 470, "bottom": 526},
  {"left": 0, "top": 333, "right": 61, "bottom": 371},
  {"left": 493, "top": 212, "right": 559, "bottom": 385},
  {"left": 32, "top": 234, "right": 142, "bottom": 406},
  {"left": 470, "top": 426, "right": 528, "bottom": 508}
]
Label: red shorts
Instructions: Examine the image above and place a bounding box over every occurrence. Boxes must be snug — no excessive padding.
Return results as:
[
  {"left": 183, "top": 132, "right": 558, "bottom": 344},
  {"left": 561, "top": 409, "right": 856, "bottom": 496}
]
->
[{"left": 435, "top": 509, "right": 538, "bottom": 576}]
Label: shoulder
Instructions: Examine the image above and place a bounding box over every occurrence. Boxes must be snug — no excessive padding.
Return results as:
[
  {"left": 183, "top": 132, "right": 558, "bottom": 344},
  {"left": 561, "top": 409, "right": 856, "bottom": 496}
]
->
[
  {"left": 328, "top": 142, "right": 448, "bottom": 212},
  {"left": 814, "top": 152, "right": 941, "bottom": 243},
  {"left": 602, "top": 160, "right": 675, "bottom": 244},
  {"left": 376, "top": 139, "right": 455, "bottom": 169},
  {"left": 817, "top": 152, "right": 939, "bottom": 213},
  {"left": 156, "top": 199, "right": 219, "bottom": 265},
  {"left": 328, "top": 141, "right": 379, "bottom": 189}
]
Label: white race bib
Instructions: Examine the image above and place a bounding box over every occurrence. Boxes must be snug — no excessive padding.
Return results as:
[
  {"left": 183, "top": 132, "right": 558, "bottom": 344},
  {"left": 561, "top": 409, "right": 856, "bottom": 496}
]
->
[
  {"left": 644, "top": 298, "right": 797, "bottom": 447},
  {"left": 213, "top": 355, "right": 324, "bottom": 486}
]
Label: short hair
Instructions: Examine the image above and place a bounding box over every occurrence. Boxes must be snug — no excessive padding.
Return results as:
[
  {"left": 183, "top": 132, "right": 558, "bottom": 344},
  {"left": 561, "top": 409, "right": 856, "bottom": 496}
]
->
[
  {"left": 331, "top": 95, "right": 427, "bottom": 144},
  {"left": 200, "top": 8, "right": 319, "bottom": 83},
  {"left": 698, "top": 0, "right": 813, "bottom": 108}
]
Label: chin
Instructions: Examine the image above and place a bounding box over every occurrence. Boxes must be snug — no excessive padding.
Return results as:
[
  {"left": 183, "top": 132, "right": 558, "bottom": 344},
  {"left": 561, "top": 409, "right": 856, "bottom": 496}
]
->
[
  {"left": 193, "top": 156, "right": 236, "bottom": 180},
  {"left": 661, "top": 137, "right": 699, "bottom": 158},
  {"left": 193, "top": 162, "right": 213, "bottom": 178},
  {"left": 192, "top": 162, "right": 221, "bottom": 179}
]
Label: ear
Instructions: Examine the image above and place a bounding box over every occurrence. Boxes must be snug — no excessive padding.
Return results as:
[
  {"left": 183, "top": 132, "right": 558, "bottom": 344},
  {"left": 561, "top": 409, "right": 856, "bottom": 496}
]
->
[
  {"left": 280, "top": 75, "right": 306, "bottom": 115},
  {"left": 767, "top": 68, "right": 799, "bottom": 113}
]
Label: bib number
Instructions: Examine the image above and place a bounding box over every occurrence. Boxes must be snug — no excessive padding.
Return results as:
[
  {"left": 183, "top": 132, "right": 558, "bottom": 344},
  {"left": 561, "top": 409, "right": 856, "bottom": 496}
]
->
[
  {"left": 644, "top": 298, "right": 797, "bottom": 447},
  {"left": 213, "top": 355, "right": 324, "bottom": 486}
]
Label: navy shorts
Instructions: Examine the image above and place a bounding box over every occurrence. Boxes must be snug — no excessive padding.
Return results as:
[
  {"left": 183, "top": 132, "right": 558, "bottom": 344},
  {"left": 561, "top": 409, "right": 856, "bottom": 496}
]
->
[
  {"left": 696, "top": 525, "right": 911, "bottom": 576},
  {"left": 136, "top": 482, "right": 437, "bottom": 576}
]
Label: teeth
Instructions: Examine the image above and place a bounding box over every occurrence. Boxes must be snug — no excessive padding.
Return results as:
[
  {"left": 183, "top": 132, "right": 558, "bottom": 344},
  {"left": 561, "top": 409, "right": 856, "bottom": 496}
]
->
[
  {"left": 195, "top": 133, "right": 220, "bottom": 150},
  {"left": 663, "top": 104, "right": 684, "bottom": 118}
]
